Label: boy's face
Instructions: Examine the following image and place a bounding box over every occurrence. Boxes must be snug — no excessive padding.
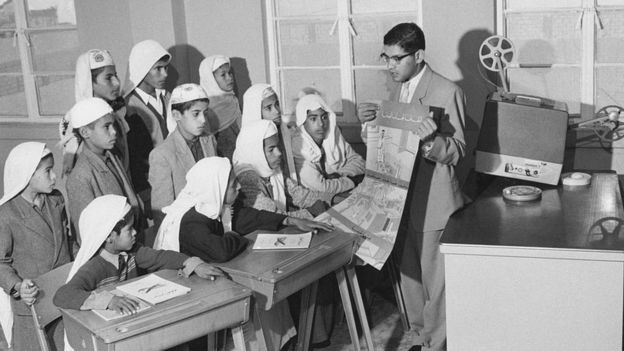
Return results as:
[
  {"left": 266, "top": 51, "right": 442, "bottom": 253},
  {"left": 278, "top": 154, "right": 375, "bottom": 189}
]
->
[
  {"left": 92, "top": 65, "right": 121, "bottom": 101},
  {"left": 174, "top": 100, "right": 209, "bottom": 137},
  {"left": 261, "top": 94, "right": 281, "bottom": 124},
  {"left": 81, "top": 113, "right": 117, "bottom": 153},
  {"left": 263, "top": 134, "right": 282, "bottom": 170},
  {"left": 304, "top": 108, "right": 329, "bottom": 145},
  {"left": 213, "top": 63, "right": 234, "bottom": 92},
  {"left": 382, "top": 44, "right": 423, "bottom": 83},
  {"left": 143, "top": 58, "right": 169, "bottom": 90},
  {"left": 224, "top": 172, "right": 239, "bottom": 206},
  {"left": 29, "top": 155, "right": 56, "bottom": 194},
  {"left": 111, "top": 221, "right": 136, "bottom": 252}
]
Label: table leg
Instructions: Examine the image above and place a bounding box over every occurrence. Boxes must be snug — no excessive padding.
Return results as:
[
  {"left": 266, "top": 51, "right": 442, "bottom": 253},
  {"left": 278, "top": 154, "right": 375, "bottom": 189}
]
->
[
  {"left": 295, "top": 281, "right": 319, "bottom": 351},
  {"left": 345, "top": 264, "right": 375, "bottom": 350},
  {"left": 231, "top": 326, "right": 246, "bottom": 351},
  {"left": 387, "top": 255, "right": 410, "bottom": 330},
  {"left": 206, "top": 332, "right": 217, "bottom": 351},
  {"left": 335, "top": 267, "right": 361, "bottom": 351}
]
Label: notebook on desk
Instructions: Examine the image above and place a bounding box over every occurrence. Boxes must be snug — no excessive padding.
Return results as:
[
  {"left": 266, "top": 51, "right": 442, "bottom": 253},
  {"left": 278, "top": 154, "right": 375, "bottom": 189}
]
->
[
  {"left": 116, "top": 274, "right": 191, "bottom": 305},
  {"left": 92, "top": 291, "right": 151, "bottom": 321},
  {"left": 252, "top": 232, "right": 312, "bottom": 250}
]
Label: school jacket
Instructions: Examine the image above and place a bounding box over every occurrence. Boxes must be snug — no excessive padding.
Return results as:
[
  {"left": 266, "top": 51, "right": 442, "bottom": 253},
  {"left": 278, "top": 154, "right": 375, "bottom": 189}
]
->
[
  {"left": 0, "top": 191, "right": 72, "bottom": 315},
  {"left": 148, "top": 128, "right": 218, "bottom": 220}
]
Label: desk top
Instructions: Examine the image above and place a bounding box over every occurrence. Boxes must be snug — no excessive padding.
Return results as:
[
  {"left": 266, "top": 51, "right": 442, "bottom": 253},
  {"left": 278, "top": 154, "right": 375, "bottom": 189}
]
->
[
  {"left": 441, "top": 173, "right": 624, "bottom": 251},
  {"left": 60, "top": 269, "right": 251, "bottom": 343}
]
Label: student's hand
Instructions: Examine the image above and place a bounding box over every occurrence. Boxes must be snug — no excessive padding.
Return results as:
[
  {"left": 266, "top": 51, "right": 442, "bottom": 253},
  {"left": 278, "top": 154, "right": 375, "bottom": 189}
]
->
[
  {"left": 194, "top": 263, "right": 226, "bottom": 281},
  {"left": 357, "top": 102, "right": 379, "bottom": 123},
  {"left": 306, "top": 200, "right": 330, "bottom": 217},
  {"left": 285, "top": 217, "right": 335, "bottom": 234},
  {"left": 19, "top": 279, "right": 38, "bottom": 305},
  {"left": 347, "top": 174, "right": 365, "bottom": 186},
  {"left": 416, "top": 116, "right": 437, "bottom": 142},
  {"left": 107, "top": 295, "right": 141, "bottom": 315},
  {"left": 332, "top": 190, "right": 351, "bottom": 205}
]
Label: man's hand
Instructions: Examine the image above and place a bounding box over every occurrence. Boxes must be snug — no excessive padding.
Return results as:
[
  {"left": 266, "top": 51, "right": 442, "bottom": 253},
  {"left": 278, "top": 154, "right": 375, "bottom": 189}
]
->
[
  {"left": 107, "top": 295, "right": 141, "bottom": 315},
  {"left": 415, "top": 116, "right": 437, "bottom": 141},
  {"left": 194, "top": 263, "right": 226, "bottom": 281},
  {"left": 357, "top": 102, "right": 379, "bottom": 123},
  {"left": 285, "top": 217, "right": 335, "bottom": 233},
  {"left": 19, "top": 279, "right": 38, "bottom": 305}
]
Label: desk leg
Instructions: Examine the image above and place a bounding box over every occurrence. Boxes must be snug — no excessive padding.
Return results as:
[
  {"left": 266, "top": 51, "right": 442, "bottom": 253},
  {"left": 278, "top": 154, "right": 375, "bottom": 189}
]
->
[
  {"left": 387, "top": 255, "right": 410, "bottom": 330},
  {"left": 231, "top": 326, "right": 246, "bottom": 351},
  {"left": 295, "top": 281, "right": 319, "bottom": 351},
  {"left": 206, "top": 332, "right": 217, "bottom": 351},
  {"left": 335, "top": 268, "right": 361, "bottom": 351},
  {"left": 345, "top": 264, "right": 375, "bottom": 350}
]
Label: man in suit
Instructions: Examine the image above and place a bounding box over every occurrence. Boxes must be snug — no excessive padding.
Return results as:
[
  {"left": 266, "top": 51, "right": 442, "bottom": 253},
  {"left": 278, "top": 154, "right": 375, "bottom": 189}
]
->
[{"left": 358, "top": 22, "right": 466, "bottom": 351}]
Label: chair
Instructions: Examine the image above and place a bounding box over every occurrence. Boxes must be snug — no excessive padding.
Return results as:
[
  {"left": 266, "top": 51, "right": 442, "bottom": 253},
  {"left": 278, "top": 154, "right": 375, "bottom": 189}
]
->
[{"left": 30, "top": 262, "right": 73, "bottom": 351}]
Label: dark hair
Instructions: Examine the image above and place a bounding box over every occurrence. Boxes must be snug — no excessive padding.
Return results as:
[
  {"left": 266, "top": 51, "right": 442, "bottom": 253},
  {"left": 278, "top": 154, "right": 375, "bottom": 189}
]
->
[
  {"left": 383, "top": 22, "right": 426, "bottom": 53},
  {"left": 171, "top": 98, "right": 210, "bottom": 114},
  {"left": 111, "top": 208, "right": 135, "bottom": 235},
  {"left": 91, "top": 67, "right": 107, "bottom": 84}
]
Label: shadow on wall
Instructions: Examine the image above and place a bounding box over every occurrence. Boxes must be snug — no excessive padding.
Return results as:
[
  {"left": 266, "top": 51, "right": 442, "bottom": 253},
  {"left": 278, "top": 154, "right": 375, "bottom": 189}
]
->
[
  {"left": 166, "top": 44, "right": 206, "bottom": 90},
  {"left": 230, "top": 57, "right": 252, "bottom": 103}
]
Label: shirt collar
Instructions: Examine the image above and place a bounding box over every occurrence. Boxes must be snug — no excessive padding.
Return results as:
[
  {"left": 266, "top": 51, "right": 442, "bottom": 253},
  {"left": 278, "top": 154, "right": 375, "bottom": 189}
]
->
[
  {"left": 100, "top": 250, "right": 127, "bottom": 269},
  {"left": 135, "top": 87, "right": 165, "bottom": 105},
  {"left": 402, "top": 64, "right": 428, "bottom": 101}
]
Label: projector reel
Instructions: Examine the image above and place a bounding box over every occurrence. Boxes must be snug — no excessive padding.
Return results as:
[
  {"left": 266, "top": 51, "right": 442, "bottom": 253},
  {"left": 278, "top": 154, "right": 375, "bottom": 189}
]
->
[
  {"left": 573, "top": 105, "right": 624, "bottom": 143},
  {"left": 479, "top": 35, "right": 515, "bottom": 72}
]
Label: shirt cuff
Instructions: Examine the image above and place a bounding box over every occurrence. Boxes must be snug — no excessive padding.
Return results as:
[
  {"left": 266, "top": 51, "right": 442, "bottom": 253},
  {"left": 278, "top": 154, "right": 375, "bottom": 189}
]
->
[
  {"left": 81, "top": 290, "right": 115, "bottom": 311},
  {"left": 181, "top": 257, "right": 204, "bottom": 277}
]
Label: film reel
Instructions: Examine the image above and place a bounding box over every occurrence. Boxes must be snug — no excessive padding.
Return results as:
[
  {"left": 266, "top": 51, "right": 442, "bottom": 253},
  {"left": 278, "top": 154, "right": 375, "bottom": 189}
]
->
[
  {"left": 479, "top": 35, "right": 515, "bottom": 72},
  {"left": 588, "top": 217, "right": 624, "bottom": 247},
  {"left": 573, "top": 105, "right": 624, "bottom": 143}
]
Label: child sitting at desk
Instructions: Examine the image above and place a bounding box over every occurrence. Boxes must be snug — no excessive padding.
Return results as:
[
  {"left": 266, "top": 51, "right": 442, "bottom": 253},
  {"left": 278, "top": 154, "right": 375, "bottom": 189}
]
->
[
  {"left": 292, "top": 94, "right": 365, "bottom": 195},
  {"left": 0, "top": 142, "right": 72, "bottom": 351}
]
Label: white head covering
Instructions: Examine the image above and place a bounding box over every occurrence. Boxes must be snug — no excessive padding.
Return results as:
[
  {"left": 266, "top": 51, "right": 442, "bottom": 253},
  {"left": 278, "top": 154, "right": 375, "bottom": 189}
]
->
[
  {"left": 295, "top": 94, "right": 346, "bottom": 169},
  {"left": 0, "top": 142, "right": 51, "bottom": 345},
  {"left": 233, "top": 120, "right": 287, "bottom": 211},
  {"left": 67, "top": 97, "right": 114, "bottom": 129},
  {"left": 241, "top": 83, "right": 277, "bottom": 126},
  {"left": 166, "top": 83, "right": 209, "bottom": 135},
  {"left": 125, "top": 40, "right": 171, "bottom": 94},
  {"left": 154, "top": 157, "right": 231, "bottom": 251},
  {"left": 74, "top": 49, "right": 115, "bottom": 102},
  {"left": 199, "top": 55, "right": 241, "bottom": 133}
]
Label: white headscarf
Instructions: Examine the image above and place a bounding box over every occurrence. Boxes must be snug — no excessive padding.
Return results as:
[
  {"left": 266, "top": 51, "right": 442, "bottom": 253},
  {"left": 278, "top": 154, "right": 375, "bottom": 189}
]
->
[
  {"left": 154, "top": 157, "right": 231, "bottom": 251},
  {"left": 295, "top": 94, "right": 346, "bottom": 169},
  {"left": 124, "top": 40, "right": 171, "bottom": 95},
  {"left": 199, "top": 55, "right": 242, "bottom": 133},
  {"left": 0, "top": 142, "right": 51, "bottom": 346},
  {"left": 166, "top": 83, "right": 210, "bottom": 136},
  {"left": 233, "top": 120, "right": 287, "bottom": 211}
]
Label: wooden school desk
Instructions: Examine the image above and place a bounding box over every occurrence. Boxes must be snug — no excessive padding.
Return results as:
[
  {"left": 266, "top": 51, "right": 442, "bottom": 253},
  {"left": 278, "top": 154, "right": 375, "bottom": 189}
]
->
[
  {"left": 217, "top": 229, "right": 375, "bottom": 351},
  {"left": 441, "top": 173, "right": 624, "bottom": 351},
  {"left": 60, "top": 269, "right": 251, "bottom": 351}
]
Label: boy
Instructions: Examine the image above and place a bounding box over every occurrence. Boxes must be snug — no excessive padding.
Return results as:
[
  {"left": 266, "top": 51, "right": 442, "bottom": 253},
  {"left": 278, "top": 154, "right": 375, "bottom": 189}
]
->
[
  {"left": 65, "top": 97, "right": 144, "bottom": 242},
  {"left": 148, "top": 84, "right": 217, "bottom": 226},
  {"left": 54, "top": 194, "right": 223, "bottom": 315},
  {"left": 0, "top": 142, "right": 72, "bottom": 350},
  {"left": 357, "top": 23, "right": 466, "bottom": 351},
  {"left": 124, "top": 39, "right": 172, "bottom": 209}
]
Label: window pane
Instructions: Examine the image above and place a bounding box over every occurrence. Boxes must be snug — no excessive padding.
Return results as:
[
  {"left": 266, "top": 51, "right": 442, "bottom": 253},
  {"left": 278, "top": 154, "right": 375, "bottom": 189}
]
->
[
  {"left": 30, "top": 29, "right": 79, "bottom": 72},
  {"left": 0, "top": 75, "right": 27, "bottom": 116},
  {"left": 275, "top": 0, "right": 336, "bottom": 17},
  {"left": 597, "top": 0, "right": 624, "bottom": 5},
  {"left": 351, "top": 0, "right": 418, "bottom": 14},
  {"left": 0, "top": 34, "right": 21, "bottom": 73},
  {"left": 0, "top": 0, "right": 16, "bottom": 29},
  {"left": 278, "top": 20, "right": 339, "bottom": 66},
  {"left": 352, "top": 15, "right": 417, "bottom": 66},
  {"left": 354, "top": 69, "right": 394, "bottom": 104},
  {"left": 508, "top": 67, "right": 581, "bottom": 114},
  {"left": 25, "top": 0, "right": 76, "bottom": 27},
  {"left": 35, "top": 74, "right": 73, "bottom": 115},
  {"left": 506, "top": 0, "right": 581, "bottom": 10},
  {"left": 506, "top": 12, "right": 581, "bottom": 64},
  {"left": 596, "top": 67, "right": 624, "bottom": 111},
  {"left": 280, "top": 69, "right": 342, "bottom": 122},
  {"left": 596, "top": 11, "right": 624, "bottom": 64}
]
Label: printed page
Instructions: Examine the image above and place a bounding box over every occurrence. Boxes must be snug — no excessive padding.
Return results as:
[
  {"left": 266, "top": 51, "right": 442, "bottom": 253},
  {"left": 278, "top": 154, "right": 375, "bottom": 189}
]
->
[
  {"left": 115, "top": 274, "right": 191, "bottom": 305},
  {"left": 253, "top": 232, "right": 312, "bottom": 250}
]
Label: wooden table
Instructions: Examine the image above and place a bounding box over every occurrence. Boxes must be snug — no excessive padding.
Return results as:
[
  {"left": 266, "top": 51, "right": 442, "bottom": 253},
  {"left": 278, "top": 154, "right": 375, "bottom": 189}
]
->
[
  {"left": 217, "top": 229, "right": 375, "bottom": 351},
  {"left": 60, "top": 269, "right": 251, "bottom": 351},
  {"left": 440, "top": 173, "right": 624, "bottom": 351}
]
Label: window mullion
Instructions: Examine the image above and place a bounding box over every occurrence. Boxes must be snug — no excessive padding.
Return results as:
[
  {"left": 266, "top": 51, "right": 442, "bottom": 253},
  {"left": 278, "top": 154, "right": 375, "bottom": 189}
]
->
[
  {"left": 13, "top": 0, "right": 40, "bottom": 120},
  {"left": 265, "top": 0, "right": 280, "bottom": 92},
  {"left": 580, "top": 0, "right": 596, "bottom": 119},
  {"left": 338, "top": 0, "right": 355, "bottom": 123}
]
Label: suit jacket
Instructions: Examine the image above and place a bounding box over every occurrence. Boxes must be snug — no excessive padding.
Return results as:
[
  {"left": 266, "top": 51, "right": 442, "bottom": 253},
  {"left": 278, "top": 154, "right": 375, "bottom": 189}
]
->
[
  {"left": 396, "top": 65, "right": 467, "bottom": 232},
  {"left": 149, "top": 128, "right": 217, "bottom": 218},
  {"left": 0, "top": 191, "right": 71, "bottom": 315}
]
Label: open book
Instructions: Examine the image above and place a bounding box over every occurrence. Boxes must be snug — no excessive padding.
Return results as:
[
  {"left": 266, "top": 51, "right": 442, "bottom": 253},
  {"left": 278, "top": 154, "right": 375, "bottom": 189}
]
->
[
  {"left": 92, "top": 291, "right": 151, "bottom": 321},
  {"left": 115, "top": 274, "right": 191, "bottom": 305},
  {"left": 252, "top": 232, "right": 312, "bottom": 250}
]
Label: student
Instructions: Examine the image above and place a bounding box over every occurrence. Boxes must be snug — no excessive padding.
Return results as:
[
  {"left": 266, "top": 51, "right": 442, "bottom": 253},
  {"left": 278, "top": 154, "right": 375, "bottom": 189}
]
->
[
  {"left": 59, "top": 49, "right": 130, "bottom": 176},
  {"left": 292, "top": 94, "right": 365, "bottom": 195},
  {"left": 199, "top": 55, "right": 242, "bottom": 160},
  {"left": 53, "top": 194, "right": 223, "bottom": 351},
  {"left": 241, "top": 83, "right": 297, "bottom": 181},
  {"left": 357, "top": 22, "right": 466, "bottom": 351},
  {"left": 148, "top": 83, "right": 218, "bottom": 225},
  {"left": 0, "top": 142, "right": 71, "bottom": 350},
  {"left": 124, "top": 39, "right": 172, "bottom": 209},
  {"left": 65, "top": 98, "right": 145, "bottom": 243},
  {"left": 233, "top": 119, "right": 332, "bottom": 219}
]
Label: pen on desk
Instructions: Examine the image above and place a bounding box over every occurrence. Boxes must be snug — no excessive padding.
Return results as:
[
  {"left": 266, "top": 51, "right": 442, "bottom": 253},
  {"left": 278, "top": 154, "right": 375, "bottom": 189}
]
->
[{"left": 274, "top": 237, "right": 286, "bottom": 246}]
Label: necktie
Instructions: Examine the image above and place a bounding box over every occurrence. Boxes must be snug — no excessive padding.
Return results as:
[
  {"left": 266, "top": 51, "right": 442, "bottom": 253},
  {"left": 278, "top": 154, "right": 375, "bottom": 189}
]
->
[
  {"left": 118, "top": 254, "right": 128, "bottom": 281},
  {"left": 400, "top": 81, "right": 411, "bottom": 103}
]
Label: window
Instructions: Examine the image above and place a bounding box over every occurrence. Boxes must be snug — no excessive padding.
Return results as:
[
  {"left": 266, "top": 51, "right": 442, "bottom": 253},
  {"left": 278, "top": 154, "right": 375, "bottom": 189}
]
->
[
  {"left": 265, "top": 0, "right": 420, "bottom": 124},
  {"left": 498, "top": 0, "right": 624, "bottom": 119},
  {"left": 0, "top": 0, "right": 78, "bottom": 121}
]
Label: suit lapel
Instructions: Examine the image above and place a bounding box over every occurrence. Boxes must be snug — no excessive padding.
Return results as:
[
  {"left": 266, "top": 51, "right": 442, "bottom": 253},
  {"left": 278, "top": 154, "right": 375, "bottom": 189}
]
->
[
  {"left": 15, "top": 198, "right": 55, "bottom": 246},
  {"left": 411, "top": 64, "right": 433, "bottom": 105},
  {"left": 172, "top": 129, "right": 196, "bottom": 170}
]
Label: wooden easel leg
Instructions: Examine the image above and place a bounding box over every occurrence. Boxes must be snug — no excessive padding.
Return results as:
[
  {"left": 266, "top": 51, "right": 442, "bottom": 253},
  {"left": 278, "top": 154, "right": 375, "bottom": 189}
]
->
[
  {"left": 295, "top": 281, "right": 318, "bottom": 351},
  {"left": 231, "top": 326, "right": 246, "bottom": 351},
  {"left": 335, "top": 268, "right": 361, "bottom": 351},
  {"left": 206, "top": 332, "right": 217, "bottom": 351},
  {"left": 388, "top": 255, "right": 410, "bottom": 330},
  {"left": 345, "top": 265, "right": 375, "bottom": 350}
]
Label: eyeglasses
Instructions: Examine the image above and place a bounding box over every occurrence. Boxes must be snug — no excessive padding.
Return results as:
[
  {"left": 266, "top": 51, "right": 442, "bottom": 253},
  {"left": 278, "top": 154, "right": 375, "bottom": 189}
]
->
[{"left": 379, "top": 52, "right": 415, "bottom": 65}]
